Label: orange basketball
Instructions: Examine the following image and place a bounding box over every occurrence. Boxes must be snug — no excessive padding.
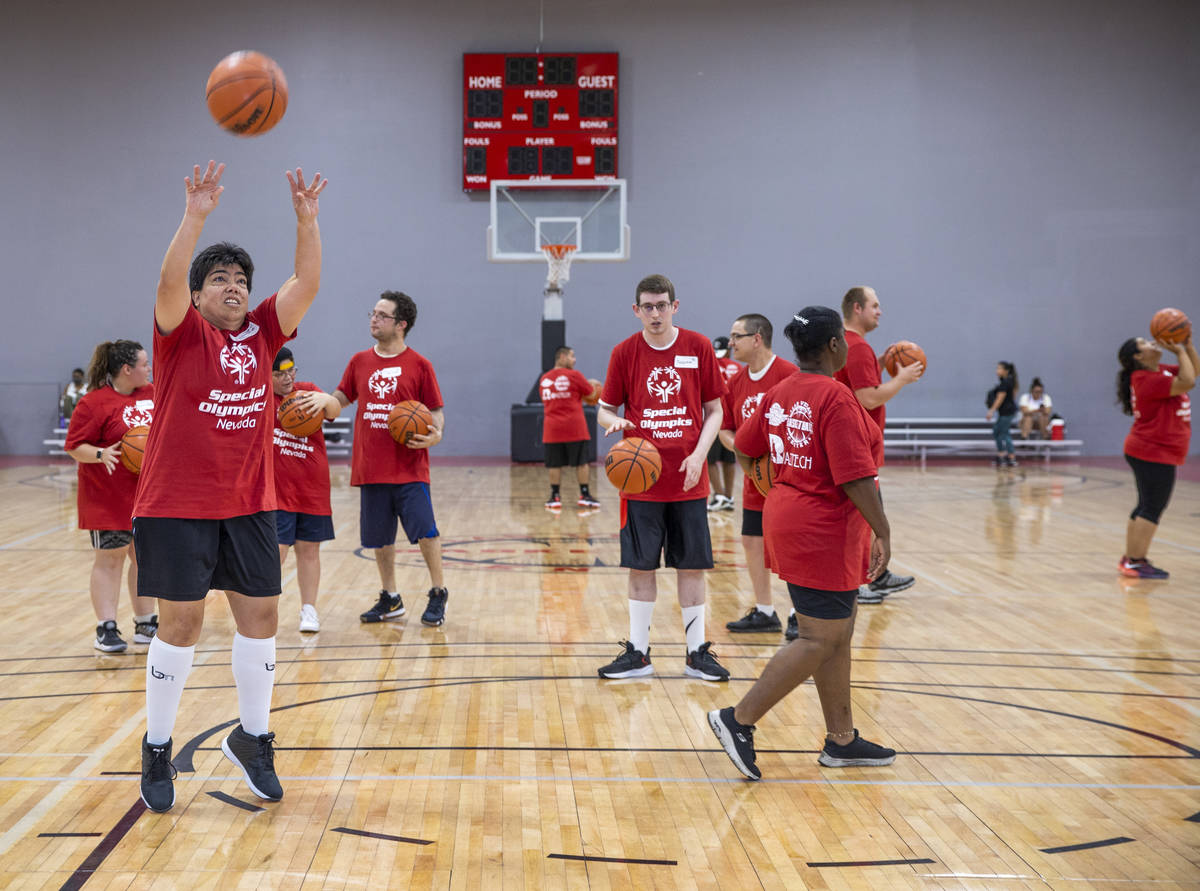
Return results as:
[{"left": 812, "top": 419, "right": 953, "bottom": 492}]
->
[
  {"left": 387, "top": 400, "right": 433, "bottom": 444},
  {"left": 747, "top": 454, "right": 774, "bottom": 498},
  {"left": 277, "top": 391, "right": 323, "bottom": 438},
  {"left": 1150, "top": 307, "right": 1191, "bottom": 345},
  {"left": 884, "top": 340, "right": 927, "bottom": 377},
  {"left": 205, "top": 51, "right": 289, "bottom": 137},
  {"left": 604, "top": 437, "right": 662, "bottom": 495},
  {"left": 119, "top": 425, "right": 149, "bottom": 474},
  {"left": 583, "top": 379, "right": 603, "bottom": 405}
]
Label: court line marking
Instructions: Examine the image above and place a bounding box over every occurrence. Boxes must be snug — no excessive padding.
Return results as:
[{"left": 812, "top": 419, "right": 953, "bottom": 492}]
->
[
  {"left": 1040, "top": 836, "right": 1134, "bottom": 854},
  {"left": 0, "top": 523, "right": 72, "bottom": 550}
]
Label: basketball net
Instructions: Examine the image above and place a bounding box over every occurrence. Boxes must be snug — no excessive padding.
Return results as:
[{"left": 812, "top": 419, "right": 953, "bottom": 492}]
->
[{"left": 542, "top": 243, "right": 577, "bottom": 292}]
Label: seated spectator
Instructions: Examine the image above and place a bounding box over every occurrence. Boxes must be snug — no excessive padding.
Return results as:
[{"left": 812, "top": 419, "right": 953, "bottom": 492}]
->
[
  {"left": 60, "top": 368, "right": 88, "bottom": 422},
  {"left": 1018, "top": 377, "right": 1053, "bottom": 439}
]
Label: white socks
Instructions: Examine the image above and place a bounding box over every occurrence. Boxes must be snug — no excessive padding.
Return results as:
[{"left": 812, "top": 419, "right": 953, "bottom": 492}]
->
[
  {"left": 681, "top": 604, "right": 706, "bottom": 653},
  {"left": 628, "top": 600, "right": 655, "bottom": 654},
  {"left": 232, "top": 633, "right": 276, "bottom": 737},
  {"left": 145, "top": 637, "right": 195, "bottom": 745},
  {"left": 759, "top": 604, "right": 776, "bottom": 617}
]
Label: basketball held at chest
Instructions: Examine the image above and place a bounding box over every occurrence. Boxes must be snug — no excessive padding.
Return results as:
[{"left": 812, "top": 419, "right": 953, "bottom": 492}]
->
[
  {"left": 388, "top": 400, "right": 433, "bottom": 444},
  {"left": 119, "top": 426, "right": 149, "bottom": 474},
  {"left": 205, "top": 51, "right": 288, "bottom": 137},
  {"left": 277, "top": 392, "right": 323, "bottom": 438},
  {"left": 748, "top": 454, "right": 774, "bottom": 498},
  {"left": 883, "top": 340, "right": 927, "bottom": 377},
  {"left": 1150, "top": 308, "right": 1191, "bottom": 345},
  {"left": 604, "top": 437, "right": 662, "bottom": 495}
]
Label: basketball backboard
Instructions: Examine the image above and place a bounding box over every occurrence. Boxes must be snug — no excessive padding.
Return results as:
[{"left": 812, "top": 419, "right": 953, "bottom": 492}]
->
[{"left": 487, "top": 179, "right": 629, "bottom": 262}]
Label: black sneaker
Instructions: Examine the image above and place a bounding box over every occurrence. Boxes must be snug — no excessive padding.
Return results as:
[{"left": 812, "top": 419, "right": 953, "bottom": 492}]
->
[
  {"left": 421, "top": 587, "right": 448, "bottom": 626},
  {"left": 869, "top": 571, "right": 915, "bottom": 596},
  {"left": 785, "top": 613, "right": 799, "bottom": 641},
  {"left": 598, "top": 641, "right": 653, "bottom": 678},
  {"left": 360, "top": 590, "right": 405, "bottom": 623},
  {"left": 726, "top": 607, "right": 783, "bottom": 633},
  {"left": 685, "top": 642, "right": 729, "bottom": 682},
  {"left": 133, "top": 615, "right": 158, "bottom": 645},
  {"left": 221, "top": 725, "right": 283, "bottom": 801},
  {"left": 708, "top": 707, "right": 760, "bottom": 780},
  {"left": 140, "top": 735, "right": 177, "bottom": 812},
  {"left": 577, "top": 493, "right": 600, "bottom": 508},
  {"left": 818, "top": 729, "right": 896, "bottom": 767},
  {"left": 94, "top": 620, "right": 127, "bottom": 653}
]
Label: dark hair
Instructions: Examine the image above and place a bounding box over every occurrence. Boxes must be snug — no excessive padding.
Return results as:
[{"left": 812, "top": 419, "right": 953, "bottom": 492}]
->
[
  {"left": 840, "top": 287, "right": 871, "bottom": 320},
  {"left": 635, "top": 274, "right": 675, "bottom": 304},
  {"left": 997, "top": 360, "right": 1018, "bottom": 392},
  {"left": 1116, "top": 337, "right": 1140, "bottom": 415},
  {"left": 380, "top": 291, "right": 417, "bottom": 335},
  {"left": 87, "top": 340, "right": 144, "bottom": 391},
  {"left": 735, "top": 313, "right": 773, "bottom": 348},
  {"left": 72, "top": 367, "right": 84, "bottom": 376},
  {"left": 783, "top": 306, "right": 843, "bottom": 363},
  {"left": 188, "top": 242, "right": 254, "bottom": 294},
  {"left": 554, "top": 345, "right": 573, "bottom": 362}
]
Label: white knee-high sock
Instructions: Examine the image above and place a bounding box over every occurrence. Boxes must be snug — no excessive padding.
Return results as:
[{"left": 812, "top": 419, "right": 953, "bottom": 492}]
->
[
  {"left": 682, "top": 604, "right": 706, "bottom": 653},
  {"left": 232, "top": 633, "right": 276, "bottom": 737},
  {"left": 145, "top": 637, "right": 195, "bottom": 745},
  {"left": 629, "top": 600, "right": 655, "bottom": 654}
]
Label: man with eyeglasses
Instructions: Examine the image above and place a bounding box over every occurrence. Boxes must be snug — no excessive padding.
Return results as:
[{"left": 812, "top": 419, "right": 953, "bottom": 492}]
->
[
  {"left": 270, "top": 347, "right": 341, "bottom": 633},
  {"left": 595, "top": 274, "right": 730, "bottom": 682},
  {"left": 333, "top": 292, "right": 448, "bottom": 627},
  {"left": 718, "top": 314, "right": 799, "bottom": 638}
]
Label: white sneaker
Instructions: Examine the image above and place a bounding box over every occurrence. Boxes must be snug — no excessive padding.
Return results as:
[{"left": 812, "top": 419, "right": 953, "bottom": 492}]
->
[{"left": 299, "top": 604, "right": 320, "bottom": 633}]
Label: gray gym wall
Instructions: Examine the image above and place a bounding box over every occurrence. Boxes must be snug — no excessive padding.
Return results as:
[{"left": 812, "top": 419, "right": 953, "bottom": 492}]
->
[{"left": 1, "top": 0, "right": 1197, "bottom": 457}]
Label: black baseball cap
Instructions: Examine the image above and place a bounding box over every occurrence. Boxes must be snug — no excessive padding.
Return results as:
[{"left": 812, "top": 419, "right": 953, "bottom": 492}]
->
[
  {"left": 273, "top": 347, "right": 295, "bottom": 371},
  {"left": 712, "top": 336, "right": 730, "bottom": 358}
]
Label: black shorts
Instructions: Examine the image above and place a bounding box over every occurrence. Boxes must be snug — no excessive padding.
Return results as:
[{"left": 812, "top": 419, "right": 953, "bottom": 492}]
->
[
  {"left": 707, "top": 439, "right": 735, "bottom": 464},
  {"left": 359, "top": 483, "right": 439, "bottom": 548},
  {"left": 619, "top": 498, "right": 713, "bottom": 571},
  {"left": 544, "top": 440, "right": 588, "bottom": 468},
  {"left": 1125, "top": 453, "right": 1176, "bottom": 524},
  {"left": 788, "top": 582, "right": 858, "bottom": 620},
  {"left": 90, "top": 529, "right": 133, "bottom": 550},
  {"left": 740, "top": 508, "right": 763, "bottom": 537},
  {"left": 276, "top": 511, "right": 335, "bottom": 546},
  {"left": 133, "top": 513, "right": 281, "bottom": 601}
]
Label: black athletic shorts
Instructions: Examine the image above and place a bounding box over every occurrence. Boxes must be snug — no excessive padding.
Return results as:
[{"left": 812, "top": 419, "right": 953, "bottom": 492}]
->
[
  {"left": 359, "top": 482, "right": 439, "bottom": 548},
  {"left": 1125, "top": 453, "right": 1176, "bottom": 524},
  {"left": 619, "top": 498, "right": 713, "bottom": 571},
  {"left": 276, "top": 511, "right": 335, "bottom": 546},
  {"left": 133, "top": 512, "right": 281, "bottom": 601},
  {"left": 544, "top": 440, "right": 588, "bottom": 468},
  {"left": 90, "top": 529, "right": 133, "bottom": 550},
  {"left": 787, "top": 582, "right": 858, "bottom": 620},
  {"left": 741, "top": 508, "right": 763, "bottom": 537},
  {"left": 707, "top": 439, "right": 735, "bottom": 465}
]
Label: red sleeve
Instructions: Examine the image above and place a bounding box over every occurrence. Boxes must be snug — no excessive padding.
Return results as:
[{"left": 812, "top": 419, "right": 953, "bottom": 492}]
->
[
  {"left": 64, "top": 394, "right": 102, "bottom": 450},
  {"left": 337, "top": 355, "right": 359, "bottom": 403},
  {"left": 1134, "top": 366, "right": 1176, "bottom": 402},
  {"left": 418, "top": 356, "right": 444, "bottom": 411},
  {"left": 600, "top": 343, "right": 627, "bottom": 407},
  {"left": 721, "top": 389, "right": 737, "bottom": 431},
  {"left": 733, "top": 397, "right": 768, "bottom": 458},
  {"left": 840, "top": 341, "right": 881, "bottom": 391},
  {"left": 698, "top": 340, "right": 727, "bottom": 403},
  {"left": 569, "top": 369, "right": 592, "bottom": 397},
  {"left": 824, "top": 397, "right": 879, "bottom": 486}
]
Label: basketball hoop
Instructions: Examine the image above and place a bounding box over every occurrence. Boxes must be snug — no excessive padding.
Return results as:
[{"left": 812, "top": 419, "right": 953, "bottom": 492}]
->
[{"left": 542, "top": 243, "right": 577, "bottom": 291}]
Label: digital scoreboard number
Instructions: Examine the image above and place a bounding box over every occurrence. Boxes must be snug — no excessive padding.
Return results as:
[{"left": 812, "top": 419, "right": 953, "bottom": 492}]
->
[{"left": 462, "top": 52, "right": 619, "bottom": 191}]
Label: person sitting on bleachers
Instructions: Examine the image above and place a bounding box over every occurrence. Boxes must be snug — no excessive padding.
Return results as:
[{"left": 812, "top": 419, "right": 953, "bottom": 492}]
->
[
  {"left": 60, "top": 368, "right": 88, "bottom": 422},
  {"left": 1018, "top": 377, "right": 1053, "bottom": 439}
]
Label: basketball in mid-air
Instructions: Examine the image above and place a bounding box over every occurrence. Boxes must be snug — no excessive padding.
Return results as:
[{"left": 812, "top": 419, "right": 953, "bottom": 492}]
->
[
  {"left": 1150, "top": 308, "right": 1191, "bottom": 345},
  {"left": 584, "top": 379, "right": 603, "bottom": 405},
  {"left": 387, "top": 400, "right": 433, "bottom": 444},
  {"left": 205, "top": 51, "right": 289, "bottom": 137},
  {"left": 883, "top": 341, "right": 927, "bottom": 377},
  {"left": 747, "top": 454, "right": 774, "bottom": 498},
  {"left": 604, "top": 437, "right": 662, "bottom": 495},
  {"left": 277, "top": 391, "right": 324, "bottom": 438},
  {"left": 119, "top": 425, "right": 149, "bottom": 474}
]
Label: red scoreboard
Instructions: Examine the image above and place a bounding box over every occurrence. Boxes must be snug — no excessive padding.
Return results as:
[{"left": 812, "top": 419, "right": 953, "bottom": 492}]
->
[{"left": 462, "top": 52, "right": 619, "bottom": 191}]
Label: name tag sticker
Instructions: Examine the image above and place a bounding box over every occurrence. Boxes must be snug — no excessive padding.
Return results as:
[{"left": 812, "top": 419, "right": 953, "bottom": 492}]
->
[{"left": 675, "top": 355, "right": 698, "bottom": 369}]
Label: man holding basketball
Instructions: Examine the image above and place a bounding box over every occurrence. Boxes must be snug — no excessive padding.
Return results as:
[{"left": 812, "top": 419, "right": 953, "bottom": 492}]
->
[
  {"left": 836, "top": 286, "right": 922, "bottom": 604},
  {"left": 333, "top": 292, "right": 447, "bottom": 628},
  {"left": 595, "top": 274, "right": 729, "bottom": 681},
  {"left": 718, "top": 314, "right": 799, "bottom": 638},
  {"left": 134, "top": 161, "right": 327, "bottom": 813},
  {"left": 540, "top": 346, "right": 600, "bottom": 509}
]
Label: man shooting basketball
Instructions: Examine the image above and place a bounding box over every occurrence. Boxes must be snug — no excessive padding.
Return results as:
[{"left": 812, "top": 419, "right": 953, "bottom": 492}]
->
[{"left": 134, "top": 161, "right": 328, "bottom": 813}]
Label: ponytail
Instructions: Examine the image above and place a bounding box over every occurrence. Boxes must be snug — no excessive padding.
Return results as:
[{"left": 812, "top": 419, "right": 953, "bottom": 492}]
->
[
  {"left": 86, "top": 340, "right": 143, "bottom": 391},
  {"left": 1116, "top": 338, "right": 1139, "bottom": 415}
]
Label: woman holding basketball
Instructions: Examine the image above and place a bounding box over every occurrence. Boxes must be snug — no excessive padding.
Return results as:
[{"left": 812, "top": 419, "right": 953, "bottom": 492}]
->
[
  {"left": 709, "top": 306, "right": 896, "bottom": 780},
  {"left": 63, "top": 340, "right": 157, "bottom": 653},
  {"left": 1116, "top": 332, "right": 1195, "bottom": 579},
  {"left": 986, "top": 361, "right": 1019, "bottom": 466}
]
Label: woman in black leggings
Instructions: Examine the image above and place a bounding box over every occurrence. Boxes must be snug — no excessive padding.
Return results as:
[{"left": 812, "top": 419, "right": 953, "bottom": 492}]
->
[{"left": 1116, "top": 332, "right": 1195, "bottom": 579}]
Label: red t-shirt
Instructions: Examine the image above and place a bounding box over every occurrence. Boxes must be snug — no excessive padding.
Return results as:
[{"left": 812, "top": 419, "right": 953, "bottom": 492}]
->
[
  {"left": 337, "top": 346, "right": 444, "bottom": 487},
  {"left": 1124, "top": 364, "right": 1191, "bottom": 466},
  {"left": 834, "top": 330, "right": 885, "bottom": 433},
  {"left": 134, "top": 296, "right": 292, "bottom": 519},
  {"left": 540, "top": 367, "right": 592, "bottom": 443},
  {"left": 272, "top": 382, "right": 332, "bottom": 515},
  {"left": 64, "top": 384, "right": 155, "bottom": 531},
  {"left": 600, "top": 327, "right": 727, "bottom": 502},
  {"left": 717, "top": 356, "right": 742, "bottom": 384},
  {"left": 721, "top": 355, "right": 799, "bottom": 510},
  {"left": 735, "top": 373, "right": 882, "bottom": 591}
]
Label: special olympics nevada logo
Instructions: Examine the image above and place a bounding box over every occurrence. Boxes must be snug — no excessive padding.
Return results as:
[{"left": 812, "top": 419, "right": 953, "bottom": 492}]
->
[
  {"left": 219, "top": 343, "right": 257, "bottom": 385},
  {"left": 646, "top": 366, "right": 682, "bottom": 404},
  {"left": 368, "top": 367, "right": 403, "bottom": 400}
]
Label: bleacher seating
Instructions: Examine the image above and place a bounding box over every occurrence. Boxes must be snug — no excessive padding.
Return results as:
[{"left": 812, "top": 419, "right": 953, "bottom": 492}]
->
[{"left": 884, "top": 417, "right": 1082, "bottom": 466}]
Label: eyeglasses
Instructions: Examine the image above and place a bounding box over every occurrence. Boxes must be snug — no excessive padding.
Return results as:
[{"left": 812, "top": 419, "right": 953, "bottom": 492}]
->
[
  {"left": 636, "top": 300, "right": 673, "bottom": 314},
  {"left": 369, "top": 311, "right": 397, "bottom": 321},
  {"left": 728, "top": 332, "right": 755, "bottom": 341}
]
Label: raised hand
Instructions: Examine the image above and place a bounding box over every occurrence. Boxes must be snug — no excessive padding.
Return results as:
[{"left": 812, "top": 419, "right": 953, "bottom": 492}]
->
[
  {"left": 185, "top": 161, "right": 225, "bottom": 218},
  {"left": 286, "top": 167, "right": 328, "bottom": 222}
]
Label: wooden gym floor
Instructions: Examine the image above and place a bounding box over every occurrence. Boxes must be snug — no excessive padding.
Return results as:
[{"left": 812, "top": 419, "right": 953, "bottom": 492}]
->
[{"left": 0, "top": 456, "right": 1195, "bottom": 889}]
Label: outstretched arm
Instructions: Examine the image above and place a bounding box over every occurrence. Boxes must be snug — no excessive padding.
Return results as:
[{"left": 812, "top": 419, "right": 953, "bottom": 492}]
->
[
  {"left": 156, "top": 162, "right": 225, "bottom": 336},
  {"left": 276, "top": 168, "right": 329, "bottom": 336},
  {"left": 1164, "top": 335, "right": 1196, "bottom": 395}
]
